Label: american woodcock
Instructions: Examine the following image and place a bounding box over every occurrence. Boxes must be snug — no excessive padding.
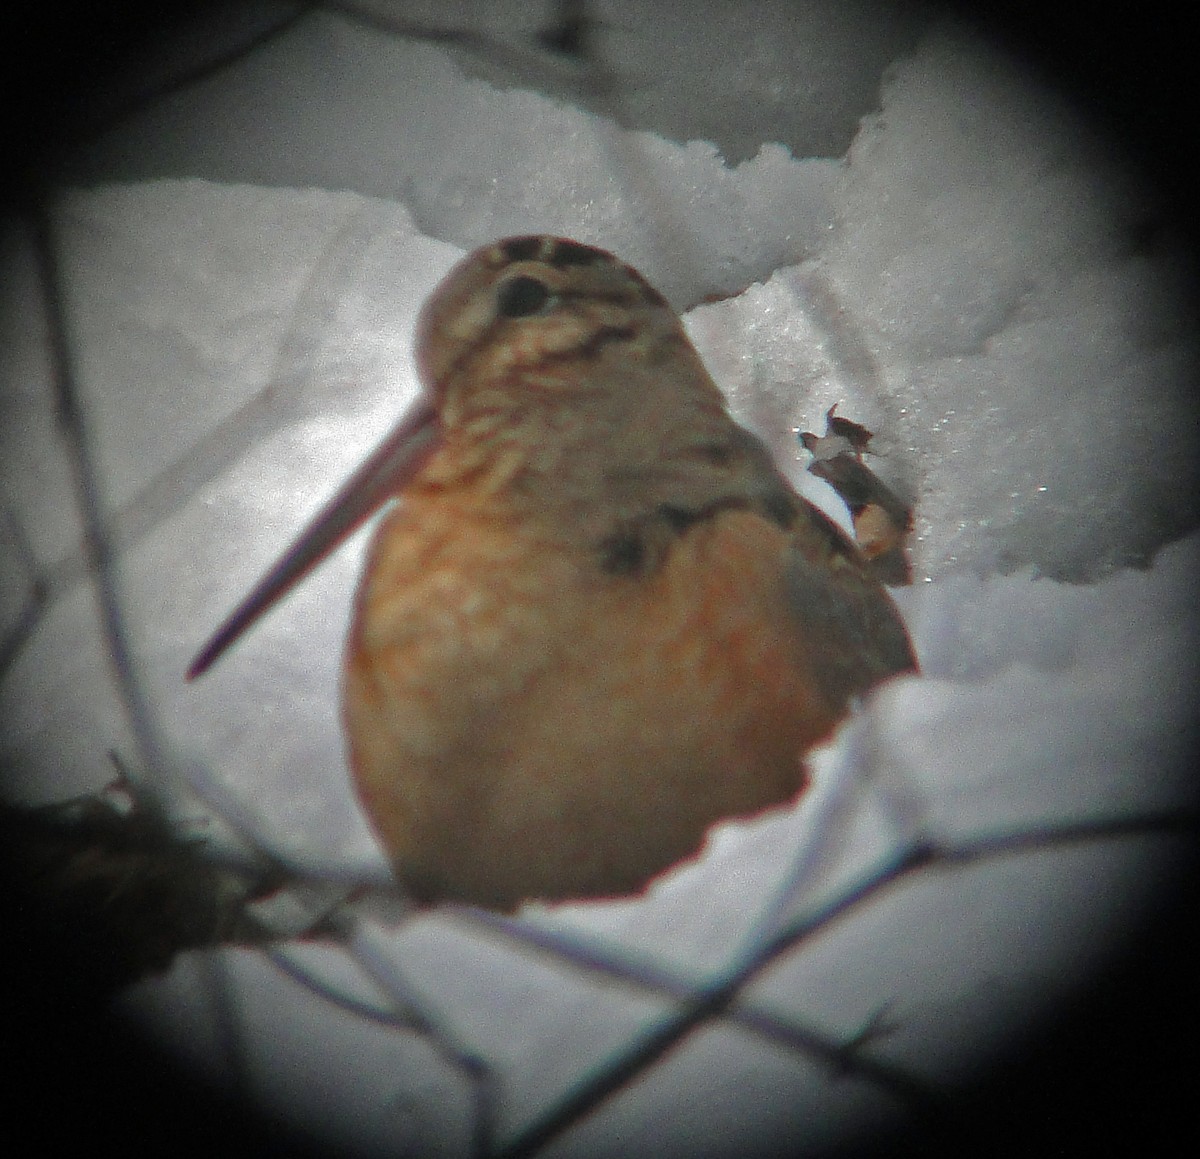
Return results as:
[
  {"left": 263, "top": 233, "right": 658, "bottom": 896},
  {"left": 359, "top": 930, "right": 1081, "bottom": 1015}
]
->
[{"left": 189, "top": 235, "right": 917, "bottom": 910}]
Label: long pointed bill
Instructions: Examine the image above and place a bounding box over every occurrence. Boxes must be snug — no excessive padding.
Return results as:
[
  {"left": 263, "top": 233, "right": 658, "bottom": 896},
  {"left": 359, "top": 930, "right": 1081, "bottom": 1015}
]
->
[{"left": 186, "top": 399, "right": 441, "bottom": 680}]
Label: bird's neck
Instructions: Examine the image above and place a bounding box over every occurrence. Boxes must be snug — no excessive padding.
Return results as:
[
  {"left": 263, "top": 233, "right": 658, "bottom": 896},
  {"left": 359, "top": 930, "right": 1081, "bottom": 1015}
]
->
[{"left": 406, "top": 391, "right": 795, "bottom": 578}]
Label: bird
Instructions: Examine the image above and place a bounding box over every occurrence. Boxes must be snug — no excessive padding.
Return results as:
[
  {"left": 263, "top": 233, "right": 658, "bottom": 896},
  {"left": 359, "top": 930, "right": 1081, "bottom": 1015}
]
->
[{"left": 188, "top": 235, "right": 917, "bottom": 911}]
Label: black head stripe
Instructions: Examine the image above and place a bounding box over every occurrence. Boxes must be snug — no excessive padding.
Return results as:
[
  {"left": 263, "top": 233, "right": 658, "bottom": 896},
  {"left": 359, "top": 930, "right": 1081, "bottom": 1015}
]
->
[
  {"left": 547, "top": 239, "right": 609, "bottom": 268},
  {"left": 499, "top": 236, "right": 547, "bottom": 263}
]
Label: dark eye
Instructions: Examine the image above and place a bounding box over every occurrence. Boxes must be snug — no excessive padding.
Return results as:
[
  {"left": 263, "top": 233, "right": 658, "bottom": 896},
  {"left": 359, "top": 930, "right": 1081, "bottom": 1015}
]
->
[{"left": 496, "top": 275, "right": 552, "bottom": 318}]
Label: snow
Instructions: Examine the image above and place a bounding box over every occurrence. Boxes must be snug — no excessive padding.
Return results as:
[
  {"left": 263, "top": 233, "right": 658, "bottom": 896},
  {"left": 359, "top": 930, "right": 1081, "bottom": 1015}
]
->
[{"left": 2, "top": 3, "right": 1197, "bottom": 1157}]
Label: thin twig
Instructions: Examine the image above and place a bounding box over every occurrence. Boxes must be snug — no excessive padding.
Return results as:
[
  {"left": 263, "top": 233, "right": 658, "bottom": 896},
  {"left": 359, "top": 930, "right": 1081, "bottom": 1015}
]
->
[
  {"left": 492, "top": 805, "right": 1198, "bottom": 1157},
  {"left": 29, "top": 200, "right": 170, "bottom": 815},
  {"left": 330, "top": 908, "right": 500, "bottom": 1157},
  {"left": 451, "top": 905, "right": 939, "bottom": 1109},
  {"left": 0, "top": 507, "right": 49, "bottom": 677}
]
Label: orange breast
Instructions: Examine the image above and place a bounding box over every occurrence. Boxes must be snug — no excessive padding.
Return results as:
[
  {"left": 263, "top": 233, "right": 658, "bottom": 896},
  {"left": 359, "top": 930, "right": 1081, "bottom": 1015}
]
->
[{"left": 344, "top": 498, "right": 834, "bottom": 909}]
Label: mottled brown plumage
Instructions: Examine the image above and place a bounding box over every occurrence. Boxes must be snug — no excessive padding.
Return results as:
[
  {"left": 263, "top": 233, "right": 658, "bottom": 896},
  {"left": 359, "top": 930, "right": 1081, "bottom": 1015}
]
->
[{"left": 190, "top": 236, "right": 916, "bottom": 910}]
